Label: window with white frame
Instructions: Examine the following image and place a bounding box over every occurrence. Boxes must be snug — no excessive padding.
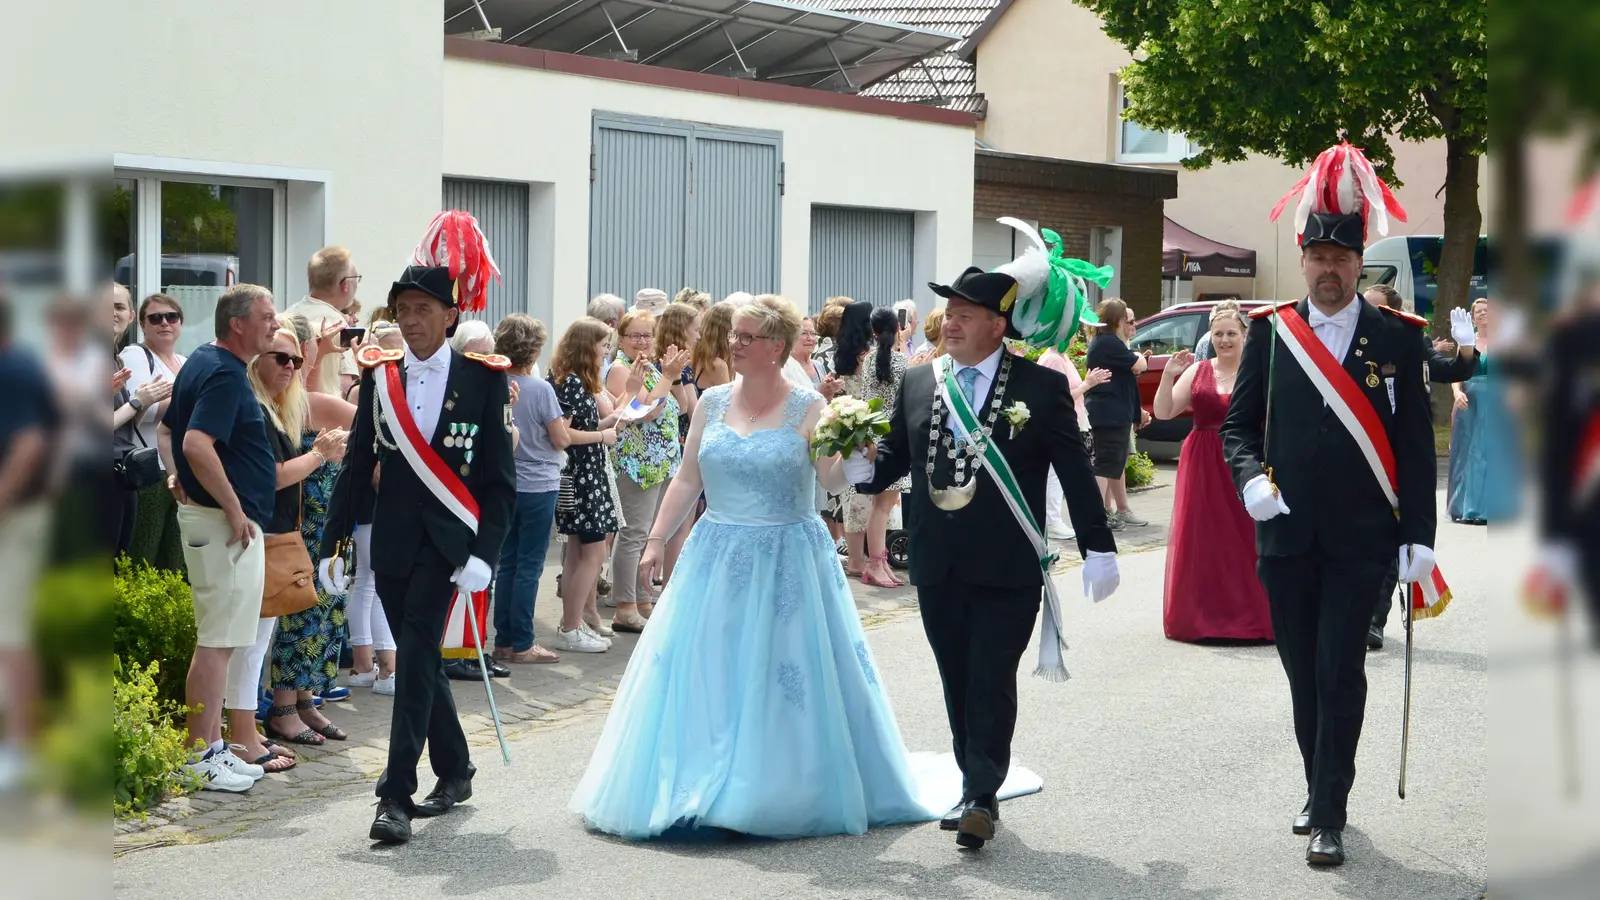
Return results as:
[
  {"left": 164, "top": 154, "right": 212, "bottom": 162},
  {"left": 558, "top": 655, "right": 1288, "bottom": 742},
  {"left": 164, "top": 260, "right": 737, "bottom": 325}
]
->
[
  {"left": 112, "top": 170, "right": 286, "bottom": 355},
  {"left": 1116, "top": 83, "right": 1199, "bottom": 164}
]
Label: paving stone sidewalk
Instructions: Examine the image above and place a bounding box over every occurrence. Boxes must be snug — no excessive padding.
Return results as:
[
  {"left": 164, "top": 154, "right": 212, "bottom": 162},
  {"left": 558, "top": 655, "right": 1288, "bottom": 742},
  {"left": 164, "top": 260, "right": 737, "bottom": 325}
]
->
[{"left": 114, "top": 468, "right": 1175, "bottom": 852}]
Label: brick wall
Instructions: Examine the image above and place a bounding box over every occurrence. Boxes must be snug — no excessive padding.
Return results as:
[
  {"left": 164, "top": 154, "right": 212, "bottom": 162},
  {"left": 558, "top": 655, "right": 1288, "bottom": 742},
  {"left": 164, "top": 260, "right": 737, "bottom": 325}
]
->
[{"left": 974, "top": 181, "right": 1164, "bottom": 311}]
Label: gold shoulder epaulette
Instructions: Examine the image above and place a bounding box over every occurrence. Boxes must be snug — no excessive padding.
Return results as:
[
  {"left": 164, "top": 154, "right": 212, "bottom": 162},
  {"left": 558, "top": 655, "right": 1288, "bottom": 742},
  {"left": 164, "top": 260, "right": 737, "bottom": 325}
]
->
[
  {"left": 1248, "top": 300, "right": 1298, "bottom": 319},
  {"left": 1378, "top": 305, "right": 1429, "bottom": 327},
  {"left": 464, "top": 351, "right": 512, "bottom": 371},
  {"left": 355, "top": 345, "right": 404, "bottom": 369}
]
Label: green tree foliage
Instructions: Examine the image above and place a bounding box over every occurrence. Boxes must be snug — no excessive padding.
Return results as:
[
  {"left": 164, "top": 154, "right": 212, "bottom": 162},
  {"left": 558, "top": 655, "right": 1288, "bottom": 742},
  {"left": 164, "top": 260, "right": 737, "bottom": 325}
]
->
[{"left": 1079, "top": 0, "right": 1486, "bottom": 322}]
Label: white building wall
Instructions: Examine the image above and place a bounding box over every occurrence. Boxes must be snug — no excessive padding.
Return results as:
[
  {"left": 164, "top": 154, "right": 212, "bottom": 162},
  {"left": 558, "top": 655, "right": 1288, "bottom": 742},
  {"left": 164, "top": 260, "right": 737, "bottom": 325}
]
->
[
  {"left": 442, "top": 56, "right": 975, "bottom": 329},
  {"left": 103, "top": 0, "right": 441, "bottom": 305}
]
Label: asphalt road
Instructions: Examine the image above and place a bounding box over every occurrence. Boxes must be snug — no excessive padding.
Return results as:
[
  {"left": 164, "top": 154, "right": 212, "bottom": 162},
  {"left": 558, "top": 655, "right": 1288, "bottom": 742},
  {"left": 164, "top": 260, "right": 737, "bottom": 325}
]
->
[{"left": 113, "top": 495, "right": 1493, "bottom": 900}]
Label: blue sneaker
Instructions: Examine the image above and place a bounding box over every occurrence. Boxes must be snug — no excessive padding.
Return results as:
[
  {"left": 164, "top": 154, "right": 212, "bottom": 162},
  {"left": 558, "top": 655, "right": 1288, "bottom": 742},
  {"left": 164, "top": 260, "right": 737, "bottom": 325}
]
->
[
  {"left": 319, "top": 687, "right": 350, "bottom": 703},
  {"left": 255, "top": 689, "right": 273, "bottom": 722}
]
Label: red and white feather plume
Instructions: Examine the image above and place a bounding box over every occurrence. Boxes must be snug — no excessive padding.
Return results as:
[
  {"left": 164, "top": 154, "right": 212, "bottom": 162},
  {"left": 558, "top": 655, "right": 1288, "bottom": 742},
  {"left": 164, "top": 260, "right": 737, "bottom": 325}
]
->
[
  {"left": 411, "top": 210, "right": 501, "bottom": 314},
  {"left": 1270, "top": 141, "right": 1409, "bottom": 245}
]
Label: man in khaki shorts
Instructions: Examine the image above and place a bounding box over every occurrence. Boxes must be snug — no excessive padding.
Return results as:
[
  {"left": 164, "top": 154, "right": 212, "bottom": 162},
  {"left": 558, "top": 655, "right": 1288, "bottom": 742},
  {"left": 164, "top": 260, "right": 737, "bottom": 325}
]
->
[{"left": 157, "top": 284, "right": 280, "bottom": 793}]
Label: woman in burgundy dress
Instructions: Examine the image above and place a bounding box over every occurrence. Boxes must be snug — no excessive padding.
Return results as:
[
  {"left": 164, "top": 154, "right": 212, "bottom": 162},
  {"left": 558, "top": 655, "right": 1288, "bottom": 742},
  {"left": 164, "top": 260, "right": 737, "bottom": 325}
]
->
[{"left": 1152, "top": 302, "right": 1273, "bottom": 642}]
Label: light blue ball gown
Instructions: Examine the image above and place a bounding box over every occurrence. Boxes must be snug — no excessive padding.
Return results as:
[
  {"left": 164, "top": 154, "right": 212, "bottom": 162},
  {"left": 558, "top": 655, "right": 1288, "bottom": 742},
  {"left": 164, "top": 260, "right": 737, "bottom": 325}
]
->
[{"left": 570, "top": 384, "right": 987, "bottom": 840}]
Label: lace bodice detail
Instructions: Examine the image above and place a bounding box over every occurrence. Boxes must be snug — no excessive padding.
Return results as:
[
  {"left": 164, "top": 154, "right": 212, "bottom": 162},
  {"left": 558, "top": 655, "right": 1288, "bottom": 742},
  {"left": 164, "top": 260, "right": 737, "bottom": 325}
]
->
[{"left": 697, "top": 384, "right": 821, "bottom": 525}]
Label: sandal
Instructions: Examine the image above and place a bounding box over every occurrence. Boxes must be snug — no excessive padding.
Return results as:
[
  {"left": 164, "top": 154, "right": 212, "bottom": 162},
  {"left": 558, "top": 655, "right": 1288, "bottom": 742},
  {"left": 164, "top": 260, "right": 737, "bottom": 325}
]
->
[
  {"left": 612, "top": 612, "right": 647, "bottom": 634},
  {"left": 236, "top": 745, "right": 297, "bottom": 773},
  {"left": 262, "top": 739, "right": 296, "bottom": 760},
  {"left": 296, "top": 699, "right": 348, "bottom": 741},
  {"left": 637, "top": 601, "right": 654, "bottom": 620},
  {"left": 860, "top": 553, "right": 902, "bottom": 588},
  {"left": 265, "top": 705, "right": 325, "bottom": 746},
  {"left": 504, "top": 645, "right": 560, "bottom": 664}
]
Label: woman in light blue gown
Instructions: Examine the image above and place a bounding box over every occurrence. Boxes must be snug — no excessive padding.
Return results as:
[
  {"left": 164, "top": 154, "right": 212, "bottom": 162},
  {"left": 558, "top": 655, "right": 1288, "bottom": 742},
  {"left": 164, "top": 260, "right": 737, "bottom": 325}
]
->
[
  {"left": 569, "top": 296, "right": 944, "bottom": 840},
  {"left": 1447, "top": 299, "right": 1519, "bottom": 524}
]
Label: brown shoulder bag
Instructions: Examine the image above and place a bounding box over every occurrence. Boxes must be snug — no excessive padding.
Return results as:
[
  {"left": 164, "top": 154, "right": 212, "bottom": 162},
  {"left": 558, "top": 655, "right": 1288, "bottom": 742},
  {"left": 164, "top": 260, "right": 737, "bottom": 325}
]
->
[{"left": 260, "top": 487, "right": 318, "bottom": 618}]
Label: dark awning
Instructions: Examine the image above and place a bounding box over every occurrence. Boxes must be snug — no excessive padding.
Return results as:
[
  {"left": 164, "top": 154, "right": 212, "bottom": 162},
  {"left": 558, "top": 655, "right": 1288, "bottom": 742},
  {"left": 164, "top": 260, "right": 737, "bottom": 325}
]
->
[{"left": 1162, "top": 217, "right": 1257, "bottom": 278}]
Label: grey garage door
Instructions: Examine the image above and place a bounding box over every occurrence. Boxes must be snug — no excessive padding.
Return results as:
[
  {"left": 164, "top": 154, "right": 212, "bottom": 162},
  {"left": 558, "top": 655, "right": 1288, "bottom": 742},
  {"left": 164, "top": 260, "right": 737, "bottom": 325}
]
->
[
  {"left": 808, "top": 205, "right": 914, "bottom": 314},
  {"left": 590, "top": 113, "right": 781, "bottom": 303},
  {"left": 442, "top": 177, "right": 529, "bottom": 326}
]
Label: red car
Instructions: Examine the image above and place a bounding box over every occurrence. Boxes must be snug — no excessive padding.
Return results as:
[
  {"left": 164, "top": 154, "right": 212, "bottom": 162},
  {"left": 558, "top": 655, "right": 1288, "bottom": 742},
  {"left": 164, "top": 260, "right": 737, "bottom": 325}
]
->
[{"left": 1130, "top": 300, "right": 1269, "bottom": 445}]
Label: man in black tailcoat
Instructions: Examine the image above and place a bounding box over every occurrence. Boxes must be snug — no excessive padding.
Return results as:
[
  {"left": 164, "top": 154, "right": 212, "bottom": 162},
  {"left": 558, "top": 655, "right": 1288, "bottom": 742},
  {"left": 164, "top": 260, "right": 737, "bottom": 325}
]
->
[
  {"left": 846, "top": 265, "right": 1119, "bottom": 851},
  {"left": 1221, "top": 203, "right": 1437, "bottom": 867},
  {"left": 319, "top": 264, "right": 515, "bottom": 844}
]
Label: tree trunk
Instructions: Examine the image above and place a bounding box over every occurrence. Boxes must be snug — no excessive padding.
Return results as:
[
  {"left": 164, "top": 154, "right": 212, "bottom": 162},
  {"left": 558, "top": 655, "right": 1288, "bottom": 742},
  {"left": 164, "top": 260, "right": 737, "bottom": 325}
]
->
[
  {"left": 1494, "top": 131, "right": 1533, "bottom": 307},
  {"left": 1430, "top": 135, "right": 1483, "bottom": 422}
]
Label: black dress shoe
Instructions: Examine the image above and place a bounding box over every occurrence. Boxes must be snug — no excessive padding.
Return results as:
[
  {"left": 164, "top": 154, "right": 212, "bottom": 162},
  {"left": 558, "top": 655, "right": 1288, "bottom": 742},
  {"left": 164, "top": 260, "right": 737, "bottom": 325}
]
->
[
  {"left": 939, "top": 801, "right": 967, "bottom": 831},
  {"left": 445, "top": 658, "right": 511, "bottom": 680},
  {"left": 369, "top": 798, "right": 412, "bottom": 844},
  {"left": 414, "top": 764, "right": 476, "bottom": 818},
  {"left": 1366, "top": 624, "right": 1384, "bottom": 651},
  {"left": 1306, "top": 828, "right": 1345, "bottom": 866},
  {"left": 1293, "top": 801, "right": 1312, "bottom": 836},
  {"left": 955, "top": 796, "right": 997, "bottom": 849}
]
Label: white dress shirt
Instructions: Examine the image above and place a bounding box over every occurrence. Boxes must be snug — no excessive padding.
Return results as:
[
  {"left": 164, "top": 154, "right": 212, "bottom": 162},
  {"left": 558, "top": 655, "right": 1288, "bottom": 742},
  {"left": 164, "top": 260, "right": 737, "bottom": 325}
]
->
[
  {"left": 1307, "top": 295, "right": 1362, "bottom": 362},
  {"left": 404, "top": 341, "right": 452, "bottom": 442},
  {"left": 940, "top": 344, "right": 1005, "bottom": 441}
]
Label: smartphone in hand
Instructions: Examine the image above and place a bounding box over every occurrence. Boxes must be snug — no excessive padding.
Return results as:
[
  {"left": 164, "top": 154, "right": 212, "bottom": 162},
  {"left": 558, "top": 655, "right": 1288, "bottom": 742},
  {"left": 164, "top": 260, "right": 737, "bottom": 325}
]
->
[{"left": 339, "top": 327, "right": 366, "bottom": 349}]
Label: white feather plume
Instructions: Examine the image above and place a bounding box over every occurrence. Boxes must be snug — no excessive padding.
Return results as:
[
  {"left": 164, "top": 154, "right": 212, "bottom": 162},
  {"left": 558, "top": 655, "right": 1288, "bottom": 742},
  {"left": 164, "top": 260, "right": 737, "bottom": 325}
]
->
[{"left": 993, "top": 217, "right": 1049, "bottom": 303}]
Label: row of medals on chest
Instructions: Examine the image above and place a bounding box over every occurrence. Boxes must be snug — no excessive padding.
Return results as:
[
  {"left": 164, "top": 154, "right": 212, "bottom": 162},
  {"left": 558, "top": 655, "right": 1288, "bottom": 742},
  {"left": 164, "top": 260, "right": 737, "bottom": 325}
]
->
[{"left": 928, "top": 355, "right": 1011, "bottom": 489}]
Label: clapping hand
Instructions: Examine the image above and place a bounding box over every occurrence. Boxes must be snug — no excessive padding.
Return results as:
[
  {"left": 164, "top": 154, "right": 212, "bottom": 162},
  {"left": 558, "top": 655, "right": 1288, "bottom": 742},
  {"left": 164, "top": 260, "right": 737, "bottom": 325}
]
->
[
  {"left": 1083, "top": 367, "right": 1112, "bottom": 389},
  {"left": 508, "top": 380, "right": 520, "bottom": 406},
  {"left": 313, "top": 427, "right": 348, "bottom": 464},
  {"left": 820, "top": 374, "right": 843, "bottom": 399},
  {"left": 623, "top": 359, "right": 646, "bottom": 398},
  {"left": 135, "top": 374, "right": 172, "bottom": 408},
  {"left": 112, "top": 367, "right": 132, "bottom": 394},
  {"left": 660, "top": 344, "right": 691, "bottom": 379},
  {"left": 1432, "top": 338, "right": 1455, "bottom": 355}
]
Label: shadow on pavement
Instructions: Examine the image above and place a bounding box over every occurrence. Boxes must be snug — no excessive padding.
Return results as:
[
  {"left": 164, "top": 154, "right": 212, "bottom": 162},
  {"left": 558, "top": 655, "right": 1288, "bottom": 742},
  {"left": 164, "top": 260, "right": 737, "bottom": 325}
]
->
[{"left": 334, "top": 806, "right": 561, "bottom": 895}]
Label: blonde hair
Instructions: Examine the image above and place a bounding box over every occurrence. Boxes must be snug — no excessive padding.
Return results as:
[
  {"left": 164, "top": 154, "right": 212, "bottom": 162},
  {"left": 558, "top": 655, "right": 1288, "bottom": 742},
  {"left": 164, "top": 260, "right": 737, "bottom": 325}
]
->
[
  {"left": 674, "top": 287, "right": 711, "bottom": 311},
  {"left": 739, "top": 294, "right": 803, "bottom": 357},
  {"left": 654, "top": 302, "right": 698, "bottom": 359},
  {"left": 1208, "top": 300, "right": 1245, "bottom": 332},
  {"left": 923, "top": 306, "right": 945, "bottom": 347},
  {"left": 306, "top": 246, "right": 353, "bottom": 293},
  {"left": 249, "top": 326, "right": 309, "bottom": 440}
]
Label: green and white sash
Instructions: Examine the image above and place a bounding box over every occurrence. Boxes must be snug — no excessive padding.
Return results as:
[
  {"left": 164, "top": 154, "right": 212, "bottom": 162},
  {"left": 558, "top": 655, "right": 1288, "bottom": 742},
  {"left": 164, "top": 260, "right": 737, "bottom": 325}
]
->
[{"left": 937, "top": 359, "right": 1070, "bottom": 682}]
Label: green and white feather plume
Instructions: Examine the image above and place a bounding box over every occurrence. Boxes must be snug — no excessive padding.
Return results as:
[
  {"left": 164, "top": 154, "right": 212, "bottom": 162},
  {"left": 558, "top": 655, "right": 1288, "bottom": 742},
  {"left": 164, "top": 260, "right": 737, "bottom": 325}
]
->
[{"left": 991, "top": 217, "right": 1111, "bottom": 352}]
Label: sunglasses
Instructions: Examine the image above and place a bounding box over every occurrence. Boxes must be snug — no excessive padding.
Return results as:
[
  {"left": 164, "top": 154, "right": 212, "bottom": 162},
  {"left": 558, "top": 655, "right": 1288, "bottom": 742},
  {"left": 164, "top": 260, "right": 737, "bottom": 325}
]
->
[
  {"left": 144, "top": 312, "right": 182, "bottom": 326},
  {"left": 265, "top": 351, "right": 305, "bottom": 370}
]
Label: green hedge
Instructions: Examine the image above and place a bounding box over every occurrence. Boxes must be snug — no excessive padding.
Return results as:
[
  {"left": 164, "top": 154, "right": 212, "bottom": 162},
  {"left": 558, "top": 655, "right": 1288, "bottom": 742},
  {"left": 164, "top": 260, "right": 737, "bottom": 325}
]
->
[
  {"left": 1125, "top": 450, "right": 1157, "bottom": 488},
  {"left": 113, "top": 557, "right": 197, "bottom": 707}
]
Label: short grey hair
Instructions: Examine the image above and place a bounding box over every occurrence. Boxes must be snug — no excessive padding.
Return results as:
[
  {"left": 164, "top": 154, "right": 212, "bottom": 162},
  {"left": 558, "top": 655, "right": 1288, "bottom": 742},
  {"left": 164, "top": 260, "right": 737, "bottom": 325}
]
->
[
  {"left": 587, "top": 293, "right": 627, "bottom": 324},
  {"left": 894, "top": 298, "right": 918, "bottom": 320},
  {"left": 215, "top": 283, "right": 272, "bottom": 340},
  {"left": 449, "top": 318, "right": 495, "bottom": 353}
]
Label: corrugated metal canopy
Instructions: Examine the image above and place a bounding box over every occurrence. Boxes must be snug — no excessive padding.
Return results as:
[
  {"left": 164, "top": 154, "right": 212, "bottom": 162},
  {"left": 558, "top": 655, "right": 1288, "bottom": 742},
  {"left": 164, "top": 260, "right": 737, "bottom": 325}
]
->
[{"left": 447, "top": 0, "right": 961, "bottom": 92}]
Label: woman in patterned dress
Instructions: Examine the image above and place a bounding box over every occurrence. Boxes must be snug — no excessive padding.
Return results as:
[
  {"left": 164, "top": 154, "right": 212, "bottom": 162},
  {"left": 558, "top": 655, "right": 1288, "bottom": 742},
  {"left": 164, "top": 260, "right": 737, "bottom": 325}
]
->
[
  {"left": 603, "top": 310, "right": 692, "bottom": 630},
  {"left": 833, "top": 302, "right": 910, "bottom": 587},
  {"left": 550, "top": 318, "right": 623, "bottom": 655}
]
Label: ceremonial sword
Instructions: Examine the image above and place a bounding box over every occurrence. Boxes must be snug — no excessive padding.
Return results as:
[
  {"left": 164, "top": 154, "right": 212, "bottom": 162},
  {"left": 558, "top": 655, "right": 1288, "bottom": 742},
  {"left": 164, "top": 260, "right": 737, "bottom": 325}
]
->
[{"left": 1398, "top": 577, "right": 1413, "bottom": 799}]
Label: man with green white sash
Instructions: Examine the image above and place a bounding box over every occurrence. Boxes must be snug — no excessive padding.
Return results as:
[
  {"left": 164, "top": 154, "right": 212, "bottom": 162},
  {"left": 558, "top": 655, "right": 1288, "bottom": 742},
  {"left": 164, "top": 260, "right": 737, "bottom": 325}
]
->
[{"left": 846, "top": 260, "right": 1120, "bottom": 851}]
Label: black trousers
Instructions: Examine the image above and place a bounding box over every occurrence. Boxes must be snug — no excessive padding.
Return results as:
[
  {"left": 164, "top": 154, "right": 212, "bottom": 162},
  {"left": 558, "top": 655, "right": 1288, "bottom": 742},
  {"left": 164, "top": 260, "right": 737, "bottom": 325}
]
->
[
  {"left": 373, "top": 545, "right": 472, "bottom": 806},
  {"left": 917, "top": 581, "right": 1041, "bottom": 803},
  {"left": 1371, "top": 558, "right": 1402, "bottom": 631},
  {"left": 1258, "top": 551, "right": 1390, "bottom": 830}
]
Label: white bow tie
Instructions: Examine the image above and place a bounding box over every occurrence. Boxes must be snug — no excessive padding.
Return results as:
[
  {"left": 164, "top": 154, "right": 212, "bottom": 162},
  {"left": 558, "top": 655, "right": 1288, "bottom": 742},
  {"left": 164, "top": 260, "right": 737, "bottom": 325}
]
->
[
  {"left": 1307, "top": 308, "right": 1345, "bottom": 330},
  {"left": 410, "top": 356, "right": 445, "bottom": 373}
]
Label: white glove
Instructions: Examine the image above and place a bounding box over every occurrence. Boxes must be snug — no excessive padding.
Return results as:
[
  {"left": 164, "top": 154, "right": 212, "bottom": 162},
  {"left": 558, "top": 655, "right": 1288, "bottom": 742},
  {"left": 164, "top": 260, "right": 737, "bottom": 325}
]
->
[
  {"left": 1449, "top": 307, "right": 1476, "bottom": 348},
  {"left": 318, "top": 557, "right": 351, "bottom": 595},
  {"left": 1241, "top": 474, "right": 1290, "bottom": 522},
  {"left": 1397, "top": 543, "right": 1436, "bottom": 584},
  {"left": 1082, "top": 550, "right": 1120, "bottom": 603},
  {"left": 1536, "top": 542, "right": 1580, "bottom": 589},
  {"left": 841, "top": 445, "right": 875, "bottom": 485},
  {"left": 451, "top": 555, "right": 493, "bottom": 594}
]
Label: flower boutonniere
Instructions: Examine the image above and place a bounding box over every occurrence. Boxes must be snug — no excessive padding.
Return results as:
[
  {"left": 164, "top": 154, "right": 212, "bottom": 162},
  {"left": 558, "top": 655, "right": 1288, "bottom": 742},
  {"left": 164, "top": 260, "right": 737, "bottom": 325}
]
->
[{"left": 1002, "top": 401, "right": 1030, "bottom": 438}]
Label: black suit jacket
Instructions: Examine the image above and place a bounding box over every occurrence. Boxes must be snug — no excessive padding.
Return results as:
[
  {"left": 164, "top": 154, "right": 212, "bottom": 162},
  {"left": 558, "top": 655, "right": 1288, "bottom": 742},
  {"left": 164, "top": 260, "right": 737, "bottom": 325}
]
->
[
  {"left": 1221, "top": 298, "right": 1435, "bottom": 559},
  {"left": 859, "top": 354, "right": 1116, "bottom": 589},
  {"left": 1540, "top": 310, "right": 1600, "bottom": 545},
  {"left": 321, "top": 350, "right": 515, "bottom": 577},
  {"left": 1426, "top": 334, "right": 1478, "bottom": 384}
]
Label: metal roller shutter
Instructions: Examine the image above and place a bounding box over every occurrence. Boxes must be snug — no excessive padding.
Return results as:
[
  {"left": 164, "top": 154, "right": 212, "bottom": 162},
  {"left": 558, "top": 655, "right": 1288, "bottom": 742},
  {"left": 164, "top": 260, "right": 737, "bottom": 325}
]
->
[
  {"left": 590, "top": 113, "right": 780, "bottom": 303},
  {"left": 808, "top": 205, "right": 914, "bottom": 314},
  {"left": 441, "top": 177, "right": 529, "bottom": 326}
]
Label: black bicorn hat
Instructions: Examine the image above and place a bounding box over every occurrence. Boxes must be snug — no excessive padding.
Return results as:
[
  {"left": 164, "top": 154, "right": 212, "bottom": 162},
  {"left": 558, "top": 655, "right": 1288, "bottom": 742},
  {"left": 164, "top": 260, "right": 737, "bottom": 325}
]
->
[
  {"left": 388, "top": 265, "right": 464, "bottom": 336},
  {"left": 1299, "top": 212, "right": 1367, "bottom": 252},
  {"left": 928, "top": 267, "right": 1022, "bottom": 339}
]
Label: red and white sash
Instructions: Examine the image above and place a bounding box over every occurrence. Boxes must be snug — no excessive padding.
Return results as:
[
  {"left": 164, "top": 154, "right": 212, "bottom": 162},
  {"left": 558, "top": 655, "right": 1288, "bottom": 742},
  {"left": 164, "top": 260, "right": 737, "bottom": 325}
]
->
[
  {"left": 1272, "top": 306, "right": 1452, "bottom": 620},
  {"left": 374, "top": 362, "right": 489, "bottom": 653}
]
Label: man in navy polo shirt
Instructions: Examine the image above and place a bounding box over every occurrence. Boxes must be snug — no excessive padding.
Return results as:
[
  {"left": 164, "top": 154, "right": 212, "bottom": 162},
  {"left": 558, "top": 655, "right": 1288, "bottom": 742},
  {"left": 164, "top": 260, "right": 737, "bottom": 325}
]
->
[{"left": 157, "top": 283, "right": 279, "bottom": 793}]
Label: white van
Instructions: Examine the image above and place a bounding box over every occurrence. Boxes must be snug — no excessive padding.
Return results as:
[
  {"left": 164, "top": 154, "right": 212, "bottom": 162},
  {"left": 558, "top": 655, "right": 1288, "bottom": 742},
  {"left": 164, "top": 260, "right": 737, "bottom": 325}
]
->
[{"left": 1359, "top": 235, "right": 1487, "bottom": 317}]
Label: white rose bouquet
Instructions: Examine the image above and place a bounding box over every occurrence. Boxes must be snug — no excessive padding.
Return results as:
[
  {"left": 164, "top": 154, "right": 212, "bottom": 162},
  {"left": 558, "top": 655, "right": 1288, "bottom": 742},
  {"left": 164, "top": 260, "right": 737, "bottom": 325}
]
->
[{"left": 810, "top": 395, "right": 891, "bottom": 461}]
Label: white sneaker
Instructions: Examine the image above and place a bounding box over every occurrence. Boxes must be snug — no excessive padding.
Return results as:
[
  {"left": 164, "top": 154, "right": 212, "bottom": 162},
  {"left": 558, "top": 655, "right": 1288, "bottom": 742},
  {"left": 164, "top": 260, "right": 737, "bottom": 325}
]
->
[
  {"left": 553, "top": 626, "right": 609, "bottom": 654},
  {"left": 579, "top": 622, "right": 613, "bottom": 648},
  {"left": 373, "top": 673, "right": 397, "bottom": 696},
  {"left": 187, "top": 754, "right": 255, "bottom": 793},
  {"left": 212, "top": 746, "right": 265, "bottom": 780},
  {"left": 1047, "top": 522, "right": 1075, "bottom": 541},
  {"left": 347, "top": 667, "right": 379, "bottom": 688}
]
